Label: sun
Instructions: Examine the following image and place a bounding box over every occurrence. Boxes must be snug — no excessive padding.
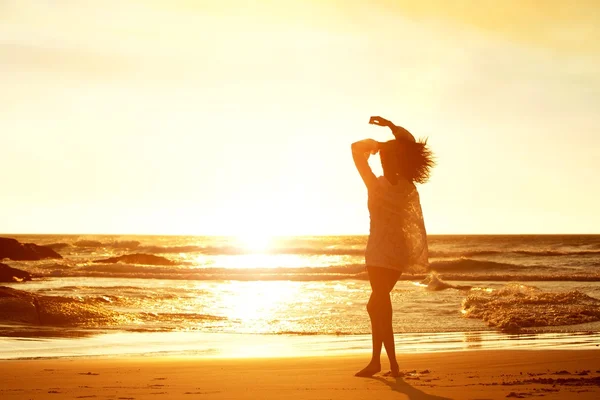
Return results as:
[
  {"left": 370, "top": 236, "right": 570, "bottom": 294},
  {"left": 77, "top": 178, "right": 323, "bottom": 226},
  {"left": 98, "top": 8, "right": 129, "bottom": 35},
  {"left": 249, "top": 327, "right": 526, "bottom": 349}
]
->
[{"left": 236, "top": 234, "right": 273, "bottom": 253}]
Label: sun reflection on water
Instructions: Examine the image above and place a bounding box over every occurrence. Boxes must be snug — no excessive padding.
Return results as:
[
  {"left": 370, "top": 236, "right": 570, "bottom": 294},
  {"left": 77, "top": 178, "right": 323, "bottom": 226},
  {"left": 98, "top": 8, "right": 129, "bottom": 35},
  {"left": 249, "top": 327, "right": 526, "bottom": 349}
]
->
[
  {"left": 212, "top": 281, "right": 302, "bottom": 332},
  {"left": 193, "top": 253, "right": 345, "bottom": 270}
]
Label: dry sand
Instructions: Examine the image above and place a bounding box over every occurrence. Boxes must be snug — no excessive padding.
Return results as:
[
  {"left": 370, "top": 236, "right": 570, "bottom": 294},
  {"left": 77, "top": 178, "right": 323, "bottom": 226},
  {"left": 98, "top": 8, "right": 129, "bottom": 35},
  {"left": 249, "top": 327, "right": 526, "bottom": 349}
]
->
[{"left": 1, "top": 350, "right": 599, "bottom": 399}]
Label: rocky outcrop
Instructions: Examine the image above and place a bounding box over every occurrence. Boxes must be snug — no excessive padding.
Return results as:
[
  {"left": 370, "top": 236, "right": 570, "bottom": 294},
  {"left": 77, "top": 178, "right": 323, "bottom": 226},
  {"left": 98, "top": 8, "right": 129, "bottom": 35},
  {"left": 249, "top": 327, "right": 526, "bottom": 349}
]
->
[
  {"left": 0, "top": 237, "right": 63, "bottom": 261},
  {"left": 0, "top": 263, "right": 32, "bottom": 282},
  {"left": 93, "top": 253, "right": 175, "bottom": 266}
]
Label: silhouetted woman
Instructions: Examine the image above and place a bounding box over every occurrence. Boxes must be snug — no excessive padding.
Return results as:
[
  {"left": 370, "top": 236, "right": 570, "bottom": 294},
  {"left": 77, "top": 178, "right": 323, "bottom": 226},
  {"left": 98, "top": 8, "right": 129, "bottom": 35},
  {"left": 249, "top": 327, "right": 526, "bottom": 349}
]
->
[{"left": 352, "top": 116, "right": 434, "bottom": 377}]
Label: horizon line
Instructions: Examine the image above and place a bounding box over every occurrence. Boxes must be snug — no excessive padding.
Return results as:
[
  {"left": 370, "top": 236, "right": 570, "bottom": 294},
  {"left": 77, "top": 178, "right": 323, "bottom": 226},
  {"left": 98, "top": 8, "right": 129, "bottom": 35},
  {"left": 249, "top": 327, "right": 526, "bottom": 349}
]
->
[{"left": 2, "top": 232, "right": 600, "bottom": 237}]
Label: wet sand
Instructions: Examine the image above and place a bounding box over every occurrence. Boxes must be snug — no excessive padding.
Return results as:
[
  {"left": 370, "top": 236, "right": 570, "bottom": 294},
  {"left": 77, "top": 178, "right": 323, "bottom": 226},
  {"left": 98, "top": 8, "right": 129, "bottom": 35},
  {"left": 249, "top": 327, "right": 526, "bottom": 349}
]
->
[{"left": 1, "top": 350, "right": 599, "bottom": 399}]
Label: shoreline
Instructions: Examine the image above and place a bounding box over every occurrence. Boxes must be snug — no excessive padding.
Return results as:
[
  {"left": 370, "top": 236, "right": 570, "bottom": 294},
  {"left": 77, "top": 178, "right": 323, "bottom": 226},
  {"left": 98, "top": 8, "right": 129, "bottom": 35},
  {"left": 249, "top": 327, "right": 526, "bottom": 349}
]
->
[
  {"left": 2, "top": 330, "right": 599, "bottom": 361},
  {"left": 1, "top": 350, "right": 599, "bottom": 400}
]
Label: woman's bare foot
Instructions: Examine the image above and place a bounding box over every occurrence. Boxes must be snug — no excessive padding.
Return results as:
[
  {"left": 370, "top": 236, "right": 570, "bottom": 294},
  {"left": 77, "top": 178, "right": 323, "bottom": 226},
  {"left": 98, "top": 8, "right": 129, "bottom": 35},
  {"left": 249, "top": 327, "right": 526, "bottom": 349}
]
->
[
  {"left": 382, "top": 362, "right": 402, "bottom": 377},
  {"left": 383, "top": 369, "right": 403, "bottom": 377},
  {"left": 354, "top": 362, "right": 381, "bottom": 377}
]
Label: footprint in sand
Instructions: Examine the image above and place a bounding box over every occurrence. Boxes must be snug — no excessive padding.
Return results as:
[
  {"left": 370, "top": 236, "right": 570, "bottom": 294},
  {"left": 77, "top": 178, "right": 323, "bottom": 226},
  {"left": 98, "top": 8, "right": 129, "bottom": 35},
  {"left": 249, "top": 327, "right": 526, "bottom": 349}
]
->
[
  {"left": 148, "top": 384, "right": 165, "bottom": 389},
  {"left": 184, "top": 391, "right": 220, "bottom": 395},
  {"left": 506, "top": 392, "right": 529, "bottom": 398}
]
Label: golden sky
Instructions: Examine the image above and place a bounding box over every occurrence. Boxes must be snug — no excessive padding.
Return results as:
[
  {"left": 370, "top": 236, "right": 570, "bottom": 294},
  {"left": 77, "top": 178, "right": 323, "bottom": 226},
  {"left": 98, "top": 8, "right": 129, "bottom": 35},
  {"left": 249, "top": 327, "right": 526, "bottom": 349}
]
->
[{"left": 1, "top": 0, "right": 599, "bottom": 235}]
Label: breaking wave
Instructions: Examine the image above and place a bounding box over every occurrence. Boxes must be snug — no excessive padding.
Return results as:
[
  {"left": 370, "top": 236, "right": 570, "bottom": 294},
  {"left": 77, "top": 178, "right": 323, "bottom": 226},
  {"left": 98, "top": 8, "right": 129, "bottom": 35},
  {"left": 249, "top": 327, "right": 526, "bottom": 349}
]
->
[
  {"left": 49, "top": 239, "right": 600, "bottom": 259},
  {"left": 0, "top": 286, "right": 128, "bottom": 327},
  {"left": 92, "top": 253, "right": 176, "bottom": 266},
  {"left": 430, "top": 249, "right": 600, "bottom": 258},
  {"left": 25, "top": 262, "right": 600, "bottom": 282},
  {"left": 0, "top": 286, "right": 227, "bottom": 331},
  {"left": 415, "top": 272, "right": 473, "bottom": 291},
  {"left": 462, "top": 284, "right": 600, "bottom": 331},
  {"left": 43, "top": 263, "right": 369, "bottom": 281},
  {"left": 61, "top": 240, "right": 367, "bottom": 256},
  {"left": 429, "top": 258, "right": 525, "bottom": 272},
  {"left": 74, "top": 240, "right": 141, "bottom": 249},
  {"left": 37, "top": 237, "right": 600, "bottom": 261}
]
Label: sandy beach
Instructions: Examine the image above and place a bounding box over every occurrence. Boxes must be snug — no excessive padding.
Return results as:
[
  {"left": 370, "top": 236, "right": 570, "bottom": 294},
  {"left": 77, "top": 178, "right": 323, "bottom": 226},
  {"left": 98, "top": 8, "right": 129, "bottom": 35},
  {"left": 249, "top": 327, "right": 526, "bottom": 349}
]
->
[{"left": 1, "top": 350, "right": 599, "bottom": 400}]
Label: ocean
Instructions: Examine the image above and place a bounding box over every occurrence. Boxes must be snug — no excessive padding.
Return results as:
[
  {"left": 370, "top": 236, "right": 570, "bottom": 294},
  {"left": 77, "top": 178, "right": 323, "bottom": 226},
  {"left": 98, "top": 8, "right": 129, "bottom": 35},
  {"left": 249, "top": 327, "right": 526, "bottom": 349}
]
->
[{"left": 1, "top": 234, "right": 600, "bottom": 359}]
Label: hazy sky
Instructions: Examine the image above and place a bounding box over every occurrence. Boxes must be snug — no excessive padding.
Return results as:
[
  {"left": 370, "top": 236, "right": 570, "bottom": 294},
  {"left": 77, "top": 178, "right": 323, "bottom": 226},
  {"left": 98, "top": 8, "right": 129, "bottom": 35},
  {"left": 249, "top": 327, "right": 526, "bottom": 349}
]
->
[{"left": 1, "top": 0, "right": 599, "bottom": 235}]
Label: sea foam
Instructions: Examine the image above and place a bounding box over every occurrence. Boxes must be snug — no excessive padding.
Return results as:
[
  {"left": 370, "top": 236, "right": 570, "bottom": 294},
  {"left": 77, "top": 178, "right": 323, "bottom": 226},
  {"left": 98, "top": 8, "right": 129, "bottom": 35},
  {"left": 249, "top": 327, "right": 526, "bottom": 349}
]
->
[{"left": 461, "top": 284, "right": 600, "bottom": 331}]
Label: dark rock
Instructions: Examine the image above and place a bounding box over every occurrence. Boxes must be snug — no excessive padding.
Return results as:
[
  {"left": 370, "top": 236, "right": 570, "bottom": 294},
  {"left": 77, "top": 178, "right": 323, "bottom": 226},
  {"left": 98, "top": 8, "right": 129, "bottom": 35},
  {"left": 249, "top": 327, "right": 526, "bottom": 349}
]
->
[
  {"left": 93, "top": 253, "right": 175, "bottom": 266},
  {"left": 0, "top": 237, "right": 62, "bottom": 261},
  {"left": 0, "top": 263, "right": 32, "bottom": 282}
]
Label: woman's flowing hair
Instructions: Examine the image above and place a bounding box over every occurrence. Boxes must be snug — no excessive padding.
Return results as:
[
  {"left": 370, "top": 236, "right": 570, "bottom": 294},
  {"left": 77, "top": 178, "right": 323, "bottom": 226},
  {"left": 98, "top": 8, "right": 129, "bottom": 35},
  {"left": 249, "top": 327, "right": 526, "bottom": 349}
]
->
[{"left": 399, "top": 138, "right": 435, "bottom": 184}]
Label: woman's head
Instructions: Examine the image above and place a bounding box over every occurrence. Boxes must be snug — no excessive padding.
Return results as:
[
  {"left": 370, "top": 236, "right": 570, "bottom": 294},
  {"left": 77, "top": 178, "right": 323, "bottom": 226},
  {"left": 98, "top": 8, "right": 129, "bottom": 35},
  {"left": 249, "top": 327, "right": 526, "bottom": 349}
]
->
[{"left": 379, "top": 138, "right": 435, "bottom": 185}]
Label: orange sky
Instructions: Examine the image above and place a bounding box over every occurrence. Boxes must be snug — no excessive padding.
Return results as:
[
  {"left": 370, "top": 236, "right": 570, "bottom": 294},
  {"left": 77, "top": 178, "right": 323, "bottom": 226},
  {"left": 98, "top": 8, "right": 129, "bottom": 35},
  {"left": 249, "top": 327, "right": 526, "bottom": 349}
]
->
[{"left": 1, "top": 1, "right": 599, "bottom": 235}]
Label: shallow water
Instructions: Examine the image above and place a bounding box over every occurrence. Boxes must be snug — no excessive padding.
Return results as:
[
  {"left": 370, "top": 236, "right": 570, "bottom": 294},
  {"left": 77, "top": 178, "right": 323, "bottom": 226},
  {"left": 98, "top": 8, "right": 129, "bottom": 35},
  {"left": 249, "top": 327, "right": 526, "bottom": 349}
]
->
[
  {"left": 2, "top": 330, "right": 599, "bottom": 360},
  {"left": 1, "top": 234, "right": 600, "bottom": 358}
]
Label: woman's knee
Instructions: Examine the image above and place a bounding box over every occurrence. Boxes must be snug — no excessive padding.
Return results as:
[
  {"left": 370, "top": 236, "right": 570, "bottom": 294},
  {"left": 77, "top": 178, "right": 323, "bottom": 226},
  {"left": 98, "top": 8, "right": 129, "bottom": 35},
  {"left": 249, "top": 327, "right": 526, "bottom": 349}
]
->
[
  {"left": 367, "top": 291, "right": 389, "bottom": 314},
  {"left": 366, "top": 296, "right": 376, "bottom": 314}
]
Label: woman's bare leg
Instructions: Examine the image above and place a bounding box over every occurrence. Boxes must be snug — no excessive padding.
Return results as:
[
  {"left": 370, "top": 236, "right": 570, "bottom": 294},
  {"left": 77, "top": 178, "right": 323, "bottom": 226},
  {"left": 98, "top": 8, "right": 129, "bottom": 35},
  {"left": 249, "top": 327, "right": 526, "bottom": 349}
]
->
[
  {"left": 380, "top": 291, "right": 400, "bottom": 376},
  {"left": 355, "top": 293, "right": 383, "bottom": 377},
  {"left": 355, "top": 267, "right": 401, "bottom": 377}
]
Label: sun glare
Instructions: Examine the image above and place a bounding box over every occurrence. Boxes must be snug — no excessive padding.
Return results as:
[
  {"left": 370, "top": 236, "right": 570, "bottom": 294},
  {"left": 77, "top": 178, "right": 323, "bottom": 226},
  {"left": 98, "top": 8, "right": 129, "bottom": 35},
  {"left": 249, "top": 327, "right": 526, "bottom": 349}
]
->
[
  {"left": 236, "top": 234, "right": 273, "bottom": 253},
  {"left": 215, "top": 281, "right": 302, "bottom": 333}
]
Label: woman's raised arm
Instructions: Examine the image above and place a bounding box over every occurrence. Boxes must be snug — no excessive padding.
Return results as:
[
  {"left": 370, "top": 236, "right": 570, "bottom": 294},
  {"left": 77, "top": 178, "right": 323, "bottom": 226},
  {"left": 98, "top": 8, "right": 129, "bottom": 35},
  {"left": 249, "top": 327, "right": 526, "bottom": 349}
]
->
[
  {"left": 369, "top": 116, "right": 415, "bottom": 142},
  {"left": 351, "top": 139, "right": 379, "bottom": 191}
]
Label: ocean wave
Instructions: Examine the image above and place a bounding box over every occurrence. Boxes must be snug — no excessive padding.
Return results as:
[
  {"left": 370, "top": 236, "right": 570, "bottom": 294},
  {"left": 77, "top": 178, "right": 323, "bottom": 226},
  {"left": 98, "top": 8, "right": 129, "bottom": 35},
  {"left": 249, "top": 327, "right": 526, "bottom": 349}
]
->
[
  {"left": 429, "top": 258, "right": 525, "bottom": 272},
  {"left": 30, "top": 262, "right": 600, "bottom": 282},
  {"left": 139, "top": 312, "right": 227, "bottom": 323},
  {"left": 432, "top": 273, "right": 600, "bottom": 282},
  {"left": 34, "top": 263, "right": 73, "bottom": 271},
  {"left": 78, "top": 245, "right": 600, "bottom": 258},
  {"left": 0, "top": 286, "right": 133, "bottom": 327},
  {"left": 92, "top": 253, "right": 176, "bottom": 266},
  {"left": 415, "top": 272, "right": 473, "bottom": 291},
  {"left": 430, "top": 249, "right": 600, "bottom": 258},
  {"left": 36, "top": 263, "right": 368, "bottom": 281},
  {"left": 44, "top": 243, "right": 71, "bottom": 251},
  {"left": 139, "top": 245, "right": 205, "bottom": 253},
  {"left": 0, "top": 286, "right": 230, "bottom": 335},
  {"left": 141, "top": 245, "right": 366, "bottom": 256},
  {"left": 462, "top": 284, "right": 600, "bottom": 331},
  {"left": 78, "top": 263, "right": 178, "bottom": 275},
  {"left": 67, "top": 240, "right": 366, "bottom": 256},
  {"left": 59, "top": 239, "right": 600, "bottom": 259},
  {"left": 74, "top": 240, "right": 141, "bottom": 250}
]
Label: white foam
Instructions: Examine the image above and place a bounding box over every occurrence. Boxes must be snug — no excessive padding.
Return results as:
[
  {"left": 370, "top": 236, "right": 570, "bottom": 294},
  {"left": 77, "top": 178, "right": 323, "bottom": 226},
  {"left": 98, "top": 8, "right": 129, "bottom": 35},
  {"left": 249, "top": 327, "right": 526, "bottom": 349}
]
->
[{"left": 462, "top": 283, "right": 600, "bottom": 331}]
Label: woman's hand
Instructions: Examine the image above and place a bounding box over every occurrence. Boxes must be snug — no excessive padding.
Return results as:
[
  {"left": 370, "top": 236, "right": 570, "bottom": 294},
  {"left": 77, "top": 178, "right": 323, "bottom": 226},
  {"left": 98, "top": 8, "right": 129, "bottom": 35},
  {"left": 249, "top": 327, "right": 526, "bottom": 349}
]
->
[
  {"left": 369, "top": 116, "right": 393, "bottom": 127},
  {"left": 369, "top": 116, "right": 415, "bottom": 142}
]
